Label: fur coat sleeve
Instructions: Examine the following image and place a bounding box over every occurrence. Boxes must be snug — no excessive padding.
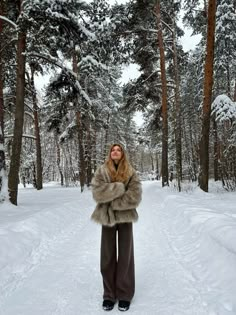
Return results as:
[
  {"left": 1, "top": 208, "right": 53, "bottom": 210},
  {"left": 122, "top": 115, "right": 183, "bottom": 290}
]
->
[
  {"left": 91, "top": 166, "right": 125, "bottom": 203},
  {"left": 111, "top": 170, "right": 142, "bottom": 211}
]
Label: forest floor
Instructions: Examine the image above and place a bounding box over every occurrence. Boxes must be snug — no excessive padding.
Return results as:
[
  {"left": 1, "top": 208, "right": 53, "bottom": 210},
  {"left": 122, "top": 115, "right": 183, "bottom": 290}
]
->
[{"left": 0, "top": 180, "right": 236, "bottom": 315}]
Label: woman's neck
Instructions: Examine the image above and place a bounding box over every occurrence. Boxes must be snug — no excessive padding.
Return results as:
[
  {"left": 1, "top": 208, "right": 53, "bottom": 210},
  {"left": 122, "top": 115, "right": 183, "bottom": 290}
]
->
[{"left": 113, "top": 161, "right": 119, "bottom": 170}]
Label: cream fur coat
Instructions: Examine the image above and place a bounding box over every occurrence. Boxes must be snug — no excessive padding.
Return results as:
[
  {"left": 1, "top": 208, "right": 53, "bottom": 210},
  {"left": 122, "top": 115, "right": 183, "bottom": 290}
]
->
[{"left": 91, "top": 164, "right": 142, "bottom": 226}]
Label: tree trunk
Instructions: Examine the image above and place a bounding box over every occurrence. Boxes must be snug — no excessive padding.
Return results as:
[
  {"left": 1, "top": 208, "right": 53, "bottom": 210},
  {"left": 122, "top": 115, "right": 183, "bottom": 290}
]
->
[
  {"left": 32, "top": 162, "right": 37, "bottom": 188},
  {"left": 199, "top": 0, "right": 217, "bottom": 192},
  {"left": 103, "top": 114, "right": 110, "bottom": 161},
  {"left": 0, "top": 127, "right": 5, "bottom": 199},
  {"left": 156, "top": 1, "right": 169, "bottom": 187},
  {"left": 0, "top": 1, "right": 6, "bottom": 199},
  {"left": 212, "top": 116, "right": 219, "bottom": 181},
  {"left": 0, "top": 0, "right": 4, "bottom": 137},
  {"left": 172, "top": 12, "right": 182, "bottom": 191},
  {"left": 84, "top": 74, "right": 93, "bottom": 185},
  {"left": 86, "top": 121, "right": 92, "bottom": 186},
  {"left": 92, "top": 128, "right": 97, "bottom": 173},
  {"left": 204, "top": 0, "right": 208, "bottom": 16},
  {"left": 72, "top": 50, "right": 85, "bottom": 192},
  {"left": 155, "top": 151, "right": 159, "bottom": 178},
  {"left": 8, "top": 1, "right": 26, "bottom": 205},
  {"left": 226, "top": 59, "right": 230, "bottom": 97},
  {"left": 63, "top": 153, "right": 69, "bottom": 187},
  {"left": 66, "top": 143, "right": 76, "bottom": 184},
  {"left": 30, "top": 65, "right": 43, "bottom": 190},
  {"left": 76, "top": 112, "right": 86, "bottom": 192},
  {"left": 234, "top": 80, "right": 236, "bottom": 102},
  {"left": 55, "top": 132, "right": 64, "bottom": 186},
  {"left": 150, "top": 149, "right": 154, "bottom": 171}
]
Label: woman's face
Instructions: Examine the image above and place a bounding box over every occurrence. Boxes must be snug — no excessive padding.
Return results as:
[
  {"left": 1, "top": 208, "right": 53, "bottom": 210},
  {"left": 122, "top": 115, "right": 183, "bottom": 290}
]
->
[{"left": 110, "top": 145, "right": 122, "bottom": 163}]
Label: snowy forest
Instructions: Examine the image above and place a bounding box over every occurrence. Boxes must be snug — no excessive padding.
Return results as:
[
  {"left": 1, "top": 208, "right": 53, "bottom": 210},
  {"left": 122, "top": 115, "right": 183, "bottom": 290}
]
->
[
  {"left": 0, "top": 0, "right": 236, "bottom": 205},
  {"left": 1, "top": 1, "right": 236, "bottom": 314}
]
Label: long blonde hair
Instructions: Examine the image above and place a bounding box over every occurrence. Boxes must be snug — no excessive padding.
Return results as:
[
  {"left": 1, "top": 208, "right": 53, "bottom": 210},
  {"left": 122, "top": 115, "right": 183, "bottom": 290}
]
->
[{"left": 105, "top": 143, "right": 132, "bottom": 182}]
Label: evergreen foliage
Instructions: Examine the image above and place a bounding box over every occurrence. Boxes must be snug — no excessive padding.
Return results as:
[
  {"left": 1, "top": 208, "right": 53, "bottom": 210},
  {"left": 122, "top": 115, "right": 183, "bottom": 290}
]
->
[{"left": 1, "top": 0, "right": 236, "bottom": 202}]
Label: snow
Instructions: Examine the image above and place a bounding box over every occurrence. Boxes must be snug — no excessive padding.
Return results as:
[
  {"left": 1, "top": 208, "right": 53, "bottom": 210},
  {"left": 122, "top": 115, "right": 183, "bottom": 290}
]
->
[
  {"left": 4, "top": 134, "right": 36, "bottom": 140},
  {"left": 75, "top": 79, "right": 92, "bottom": 105},
  {"left": 0, "top": 15, "right": 17, "bottom": 28},
  {"left": 0, "top": 168, "right": 7, "bottom": 202},
  {"left": 0, "top": 181, "right": 236, "bottom": 314},
  {"left": 211, "top": 94, "right": 236, "bottom": 122},
  {"left": 77, "top": 55, "right": 108, "bottom": 71},
  {"left": 59, "top": 119, "right": 77, "bottom": 142},
  {"left": 78, "top": 24, "right": 96, "bottom": 41}
]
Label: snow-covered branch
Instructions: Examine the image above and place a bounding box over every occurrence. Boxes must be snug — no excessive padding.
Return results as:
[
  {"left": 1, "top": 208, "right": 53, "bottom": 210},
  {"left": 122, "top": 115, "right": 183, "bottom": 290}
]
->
[
  {"left": 211, "top": 94, "right": 236, "bottom": 122},
  {"left": 77, "top": 55, "right": 108, "bottom": 71},
  {"left": 156, "top": 83, "right": 176, "bottom": 89},
  {"left": 161, "top": 20, "right": 174, "bottom": 34},
  {"left": 59, "top": 120, "right": 77, "bottom": 142},
  {"left": 142, "top": 70, "right": 161, "bottom": 84},
  {"left": 26, "top": 52, "right": 92, "bottom": 105},
  {"left": 0, "top": 15, "right": 17, "bottom": 28},
  {"left": 5, "top": 134, "right": 36, "bottom": 140},
  {"left": 79, "top": 24, "right": 96, "bottom": 40},
  {"left": 138, "top": 26, "right": 158, "bottom": 33},
  {"left": 26, "top": 52, "right": 65, "bottom": 70},
  {"left": 25, "top": 111, "right": 34, "bottom": 120}
]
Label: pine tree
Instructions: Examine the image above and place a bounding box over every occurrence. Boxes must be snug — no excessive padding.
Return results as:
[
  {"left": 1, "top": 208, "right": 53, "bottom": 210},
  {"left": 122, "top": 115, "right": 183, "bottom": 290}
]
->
[
  {"left": 8, "top": 0, "right": 27, "bottom": 205},
  {"left": 199, "top": 0, "right": 217, "bottom": 192},
  {"left": 155, "top": 0, "right": 169, "bottom": 186},
  {"left": 0, "top": 1, "right": 6, "bottom": 200},
  {"left": 7, "top": 0, "right": 93, "bottom": 201}
]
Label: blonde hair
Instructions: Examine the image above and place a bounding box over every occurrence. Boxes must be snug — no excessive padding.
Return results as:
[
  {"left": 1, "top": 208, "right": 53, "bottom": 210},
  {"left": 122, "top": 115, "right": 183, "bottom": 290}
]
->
[{"left": 105, "top": 143, "right": 132, "bottom": 182}]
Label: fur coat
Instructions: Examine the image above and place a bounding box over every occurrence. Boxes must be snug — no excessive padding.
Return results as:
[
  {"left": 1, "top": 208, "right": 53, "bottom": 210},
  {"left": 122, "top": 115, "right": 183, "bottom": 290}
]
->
[{"left": 91, "top": 164, "right": 142, "bottom": 226}]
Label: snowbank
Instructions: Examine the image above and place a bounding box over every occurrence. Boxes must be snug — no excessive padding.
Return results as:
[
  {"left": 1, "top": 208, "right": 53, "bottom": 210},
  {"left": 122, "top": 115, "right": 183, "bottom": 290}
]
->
[
  {"left": 0, "top": 185, "right": 90, "bottom": 304},
  {"left": 157, "top": 185, "right": 236, "bottom": 314}
]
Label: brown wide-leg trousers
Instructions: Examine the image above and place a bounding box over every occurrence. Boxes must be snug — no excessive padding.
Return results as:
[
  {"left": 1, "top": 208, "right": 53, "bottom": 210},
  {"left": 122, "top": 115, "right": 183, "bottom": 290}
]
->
[{"left": 100, "top": 223, "right": 135, "bottom": 302}]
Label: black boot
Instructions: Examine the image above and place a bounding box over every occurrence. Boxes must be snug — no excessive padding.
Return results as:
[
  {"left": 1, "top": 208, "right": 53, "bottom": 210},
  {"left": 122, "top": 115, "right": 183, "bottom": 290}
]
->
[
  {"left": 118, "top": 300, "right": 130, "bottom": 311},
  {"left": 102, "top": 300, "right": 115, "bottom": 311}
]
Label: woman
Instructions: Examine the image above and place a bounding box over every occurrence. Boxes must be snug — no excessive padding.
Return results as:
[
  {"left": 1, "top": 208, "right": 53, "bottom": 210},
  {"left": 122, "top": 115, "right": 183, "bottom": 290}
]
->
[{"left": 91, "top": 143, "right": 142, "bottom": 312}]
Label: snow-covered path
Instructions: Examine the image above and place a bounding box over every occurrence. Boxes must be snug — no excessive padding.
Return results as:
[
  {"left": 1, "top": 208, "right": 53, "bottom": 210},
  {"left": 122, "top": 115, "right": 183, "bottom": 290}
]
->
[
  {"left": 135, "top": 184, "right": 209, "bottom": 315},
  {"left": 0, "top": 182, "right": 236, "bottom": 315}
]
